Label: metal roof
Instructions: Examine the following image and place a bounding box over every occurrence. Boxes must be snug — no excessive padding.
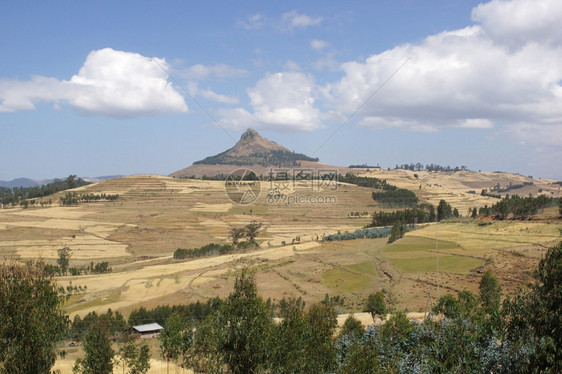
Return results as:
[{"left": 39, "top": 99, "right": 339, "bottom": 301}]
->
[{"left": 132, "top": 323, "right": 164, "bottom": 333}]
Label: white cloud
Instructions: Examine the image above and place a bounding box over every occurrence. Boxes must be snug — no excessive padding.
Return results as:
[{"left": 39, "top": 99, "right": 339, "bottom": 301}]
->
[
  {"left": 472, "top": 0, "right": 562, "bottom": 48},
  {"left": 310, "top": 39, "right": 329, "bottom": 51},
  {"left": 181, "top": 64, "right": 248, "bottom": 80},
  {"left": 282, "top": 10, "right": 323, "bottom": 31},
  {"left": 187, "top": 82, "right": 238, "bottom": 105},
  {"left": 219, "top": 72, "right": 321, "bottom": 132},
  {"left": 457, "top": 119, "right": 494, "bottom": 129},
  {"left": 0, "top": 48, "right": 188, "bottom": 118},
  {"left": 330, "top": 0, "right": 562, "bottom": 144}
]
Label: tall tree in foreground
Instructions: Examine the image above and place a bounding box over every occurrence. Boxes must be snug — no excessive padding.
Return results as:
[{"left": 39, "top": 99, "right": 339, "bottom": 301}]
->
[
  {"left": 73, "top": 319, "right": 114, "bottom": 374},
  {"left": 214, "top": 269, "right": 273, "bottom": 374},
  {"left": 0, "top": 261, "right": 69, "bottom": 373},
  {"left": 503, "top": 240, "right": 562, "bottom": 373},
  {"left": 118, "top": 333, "right": 151, "bottom": 374},
  {"left": 160, "top": 313, "right": 184, "bottom": 374}
]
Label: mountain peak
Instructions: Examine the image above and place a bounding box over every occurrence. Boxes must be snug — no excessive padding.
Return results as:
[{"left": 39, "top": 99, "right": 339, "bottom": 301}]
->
[
  {"left": 191, "top": 129, "right": 319, "bottom": 167},
  {"left": 240, "top": 128, "right": 260, "bottom": 141}
]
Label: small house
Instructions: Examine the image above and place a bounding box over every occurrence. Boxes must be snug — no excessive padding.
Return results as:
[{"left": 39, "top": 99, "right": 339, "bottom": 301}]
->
[{"left": 130, "top": 323, "right": 164, "bottom": 338}]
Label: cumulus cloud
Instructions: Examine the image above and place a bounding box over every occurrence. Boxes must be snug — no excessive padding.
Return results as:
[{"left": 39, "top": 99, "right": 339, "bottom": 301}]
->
[
  {"left": 0, "top": 48, "right": 188, "bottom": 118},
  {"left": 330, "top": 0, "right": 562, "bottom": 143},
  {"left": 472, "top": 0, "right": 562, "bottom": 48},
  {"left": 218, "top": 72, "right": 321, "bottom": 132}
]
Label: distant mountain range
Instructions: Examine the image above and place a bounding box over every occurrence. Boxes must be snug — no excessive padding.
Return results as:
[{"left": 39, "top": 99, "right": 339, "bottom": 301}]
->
[{"left": 0, "top": 175, "right": 122, "bottom": 189}]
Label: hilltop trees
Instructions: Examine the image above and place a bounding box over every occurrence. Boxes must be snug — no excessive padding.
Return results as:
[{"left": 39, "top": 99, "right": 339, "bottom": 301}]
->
[{"left": 0, "top": 261, "right": 69, "bottom": 373}]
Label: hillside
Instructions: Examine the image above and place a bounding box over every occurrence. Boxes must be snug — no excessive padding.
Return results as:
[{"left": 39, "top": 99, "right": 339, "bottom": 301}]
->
[{"left": 0, "top": 170, "right": 560, "bottom": 321}]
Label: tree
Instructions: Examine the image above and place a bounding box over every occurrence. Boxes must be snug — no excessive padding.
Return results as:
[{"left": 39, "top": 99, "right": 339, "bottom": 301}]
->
[
  {"left": 245, "top": 221, "right": 262, "bottom": 242},
  {"left": 230, "top": 227, "right": 245, "bottom": 245},
  {"left": 437, "top": 199, "right": 452, "bottom": 221},
  {"left": 303, "top": 303, "right": 338, "bottom": 373},
  {"left": 271, "top": 297, "right": 309, "bottom": 372},
  {"left": 453, "top": 207, "right": 459, "bottom": 217},
  {"left": 479, "top": 270, "right": 502, "bottom": 315},
  {"left": 74, "top": 319, "right": 114, "bottom": 374},
  {"left": 0, "top": 261, "right": 69, "bottom": 373},
  {"left": 339, "top": 315, "right": 364, "bottom": 341},
  {"left": 57, "top": 246, "right": 72, "bottom": 275},
  {"left": 118, "top": 334, "right": 151, "bottom": 374},
  {"left": 214, "top": 269, "right": 273, "bottom": 374},
  {"left": 160, "top": 313, "right": 184, "bottom": 374},
  {"left": 387, "top": 221, "right": 405, "bottom": 244},
  {"left": 502, "top": 241, "right": 562, "bottom": 372},
  {"left": 365, "top": 291, "right": 387, "bottom": 323}
]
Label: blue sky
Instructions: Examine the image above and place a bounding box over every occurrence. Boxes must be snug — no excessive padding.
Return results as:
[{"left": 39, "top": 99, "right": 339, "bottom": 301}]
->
[{"left": 1, "top": 0, "right": 561, "bottom": 180}]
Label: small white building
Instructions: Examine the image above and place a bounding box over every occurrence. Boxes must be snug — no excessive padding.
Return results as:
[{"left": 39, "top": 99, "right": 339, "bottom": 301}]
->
[{"left": 130, "top": 323, "right": 164, "bottom": 338}]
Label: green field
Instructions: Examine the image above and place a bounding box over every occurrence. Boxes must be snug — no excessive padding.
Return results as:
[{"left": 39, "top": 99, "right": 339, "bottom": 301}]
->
[
  {"left": 322, "top": 261, "right": 377, "bottom": 292},
  {"left": 380, "top": 235, "right": 484, "bottom": 274}
]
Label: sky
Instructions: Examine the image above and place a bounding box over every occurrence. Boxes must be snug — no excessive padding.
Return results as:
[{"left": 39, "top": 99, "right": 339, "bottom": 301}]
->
[{"left": 1, "top": 0, "right": 561, "bottom": 181}]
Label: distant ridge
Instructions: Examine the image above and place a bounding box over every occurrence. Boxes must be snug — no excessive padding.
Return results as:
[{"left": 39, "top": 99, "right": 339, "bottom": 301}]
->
[
  {"left": 0, "top": 175, "right": 122, "bottom": 189},
  {"left": 193, "top": 129, "right": 318, "bottom": 167},
  {"left": 0, "top": 178, "right": 45, "bottom": 189}
]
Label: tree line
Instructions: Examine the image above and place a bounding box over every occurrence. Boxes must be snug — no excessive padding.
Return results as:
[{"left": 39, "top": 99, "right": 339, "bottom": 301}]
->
[
  {"left": 471, "top": 195, "right": 559, "bottom": 219},
  {"left": 0, "top": 175, "right": 90, "bottom": 207},
  {"left": 59, "top": 192, "right": 119, "bottom": 206},
  {"left": 174, "top": 243, "right": 236, "bottom": 260},
  {"left": 339, "top": 173, "right": 419, "bottom": 208},
  {"left": 394, "top": 163, "right": 469, "bottom": 172}
]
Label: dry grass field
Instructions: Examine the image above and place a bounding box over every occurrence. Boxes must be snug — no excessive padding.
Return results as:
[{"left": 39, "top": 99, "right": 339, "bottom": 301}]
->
[{"left": 1, "top": 171, "right": 560, "bottom": 322}]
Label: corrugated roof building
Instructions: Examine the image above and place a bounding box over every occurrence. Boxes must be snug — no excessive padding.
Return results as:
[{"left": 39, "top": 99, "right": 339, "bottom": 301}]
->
[{"left": 130, "top": 323, "right": 164, "bottom": 338}]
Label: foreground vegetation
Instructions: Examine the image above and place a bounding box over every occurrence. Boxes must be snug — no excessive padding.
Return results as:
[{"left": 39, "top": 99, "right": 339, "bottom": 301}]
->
[{"left": 2, "top": 240, "right": 561, "bottom": 373}]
